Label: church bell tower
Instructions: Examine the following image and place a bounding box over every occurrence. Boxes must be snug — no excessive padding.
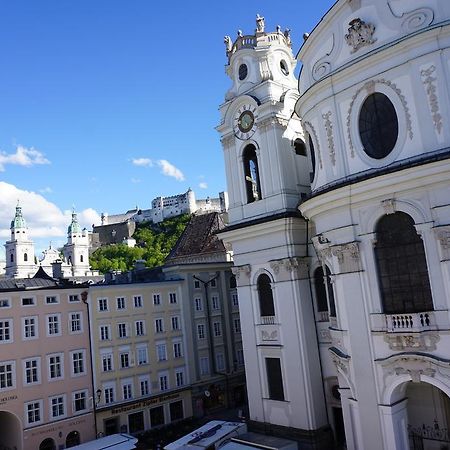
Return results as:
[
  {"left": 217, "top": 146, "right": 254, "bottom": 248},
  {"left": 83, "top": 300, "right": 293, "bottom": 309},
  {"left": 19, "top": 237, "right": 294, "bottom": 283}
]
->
[{"left": 217, "top": 16, "right": 332, "bottom": 448}]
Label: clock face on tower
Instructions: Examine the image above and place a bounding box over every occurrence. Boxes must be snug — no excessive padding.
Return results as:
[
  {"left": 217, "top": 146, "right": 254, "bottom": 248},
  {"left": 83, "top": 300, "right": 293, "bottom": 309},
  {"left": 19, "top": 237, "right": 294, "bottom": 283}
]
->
[{"left": 233, "top": 105, "right": 257, "bottom": 140}]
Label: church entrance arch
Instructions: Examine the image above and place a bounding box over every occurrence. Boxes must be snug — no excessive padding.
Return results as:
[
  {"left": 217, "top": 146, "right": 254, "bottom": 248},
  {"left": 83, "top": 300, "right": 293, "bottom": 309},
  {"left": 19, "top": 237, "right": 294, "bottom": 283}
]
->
[
  {"left": 0, "top": 410, "right": 22, "bottom": 450},
  {"left": 39, "top": 438, "right": 56, "bottom": 450},
  {"left": 406, "top": 382, "right": 450, "bottom": 449}
]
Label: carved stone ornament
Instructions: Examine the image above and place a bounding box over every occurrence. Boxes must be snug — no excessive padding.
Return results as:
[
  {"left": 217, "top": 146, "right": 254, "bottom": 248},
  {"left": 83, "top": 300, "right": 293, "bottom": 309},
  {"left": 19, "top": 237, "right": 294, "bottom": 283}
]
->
[
  {"left": 269, "top": 257, "right": 309, "bottom": 280},
  {"left": 421, "top": 65, "right": 442, "bottom": 134},
  {"left": 256, "top": 14, "right": 265, "bottom": 33},
  {"left": 381, "top": 198, "right": 396, "bottom": 215},
  {"left": 345, "top": 18, "right": 377, "bottom": 53},
  {"left": 331, "top": 242, "right": 361, "bottom": 273},
  {"left": 393, "top": 366, "right": 436, "bottom": 383},
  {"left": 322, "top": 111, "right": 336, "bottom": 166},
  {"left": 261, "top": 330, "right": 278, "bottom": 341},
  {"left": 257, "top": 116, "right": 288, "bottom": 131},
  {"left": 384, "top": 332, "right": 440, "bottom": 352},
  {"left": 224, "top": 35, "right": 232, "bottom": 55},
  {"left": 221, "top": 134, "right": 235, "bottom": 148},
  {"left": 434, "top": 226, "right": 450, "bottom": 261},
  {"left": 231, "top": 264, "right": 251, "bottom": 283},
  {"left": 347, "top": 79, "right": 412, "bottom": 158}
]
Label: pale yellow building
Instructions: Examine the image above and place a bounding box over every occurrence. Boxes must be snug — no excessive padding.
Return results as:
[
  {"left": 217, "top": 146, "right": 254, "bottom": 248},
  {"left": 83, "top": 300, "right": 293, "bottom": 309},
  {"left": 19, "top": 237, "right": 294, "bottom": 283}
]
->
[{"left": 89, "top": 271, "right": 192, "bottom": 436}]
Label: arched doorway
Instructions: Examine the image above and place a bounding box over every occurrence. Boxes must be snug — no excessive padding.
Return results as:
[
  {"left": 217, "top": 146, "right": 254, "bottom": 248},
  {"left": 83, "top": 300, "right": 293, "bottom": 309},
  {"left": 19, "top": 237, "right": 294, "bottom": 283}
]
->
[
  {"left": 0, "top": 411, "right": 22, "bottom": 450},
  {"left": 39, "top": 438, "right": 56, "bottom": 450},
  {"left": 406, "top": 382, "right": 450, "bottom": 449},
  {"left": 66, "top": 430, "right": 81, "bottom": 448}
]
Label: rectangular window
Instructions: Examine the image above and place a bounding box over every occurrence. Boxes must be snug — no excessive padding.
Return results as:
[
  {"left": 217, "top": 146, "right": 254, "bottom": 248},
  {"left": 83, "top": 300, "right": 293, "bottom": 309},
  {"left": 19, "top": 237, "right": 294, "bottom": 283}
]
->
[
  {"left": 0, "top": 362, "right": 14, "bottom": 389},
  {"left": 153, "top": 294, "right": 161, "bottom": 305},
  {"left": 171, "top": 316, "right": 180, "bottom": 331},
  {"left": 137, "top": 347, "right": 148, "bottom": 365},
  {"left": 46, "top": 296, "right": 58, "bottom": 304},
  {"left": 26, "top": 401, "right": 41, "bottom": 424},
  {"left": 216, "top": 353, "right": 225, "bottom": 371},
  {"left": 150, "top": 406, "right": 164, "bottom": 427},
  {"left": 135, "top": 321, "right": 145, "bottom": 336},
  {"left": 169, "top": 292, "right": 177, "bottom": 304},
  {"left": 68, "top": 294, "right": 80, "bottom": 303},
  {"left": 197, "top": 324, "right": 205, "bottom": 340},
  {"left": 47, "top": 315, "right": 60, "bottom": 336},
  {"left": 73, "top": 390, "right": 87, "bottom": 412},
  {"left": 199, "top": 357, "right": 209, "bottom": 376},
  {"left": 169, "top": 400, "right": 184, "bottom": 421},
  {"left": 100, "top": 325, "right": 110, "bottom": 341},
  {"left": 118, "top": 323, "right": 128, "bottom": 338},
  {"left": 0, "top": 320, "right": 12, "bottom": 343},
  {"left": 175, "top": 370, "right": 184, "bottom": 387},
  {"left": 194, "top": 298, "right": 202, "bottom": 311},
  {"left": 24, "top": 358, "right": 39, "bottom": 384},
  {"left": 155, "top": 319, "right": 164, "bottom": 333},
  {"left": 237, "top": 349, "right": 244, "bottom": 366},
  {"left": 140, "top": 378, "right": 149, "bottom": 396},
  {"left": 23, "top": 317, "right": 37, "bottom": 340},
  {"left": 194, "top": 280, "right": 200, "bottom": 289},
  {"left": 234, "top": 318, "right": 241, "bottom": 333},
  {"left": 120, "top": 353, "right": 130, "bottom": 369},
  {"left": 102, "top": 354, "right": 113, "bottom": 372},
  {"left": 104, "top": 387, "right": 114, "bottom": 404},
  {"left": 211, "top": 296, "right": 220, "bottom": 310},
  {"left": 116, "top": 297, "right": 125, "bottom": 310},
  {"left": 22, "top": 297, "right": 35, "bottom": 306},
  {"left": 48, "top": 355, "right": 63, "bottom": 379},
  {"left": 122, "top": 383, "right": 132, "bottom": 400},
  {"left": 50, "top": 395, "right": 65, "bottom": 419},
  {"left": 159, "top": 375, "right": 168, "bottom": 391},
  {"left": 70, "top": 312, "right": 82, "bottom": 333},
  {"left": 156, "top": 343, "right": 167, "bottom": 362},
  {"left": 98, "top": 298, "right": 108, "bottom": 311},
  {"left": 232, "top": 293, "right": 239, "bottom": 307},
  {"left": 266, "top": 358, "right": 285, "bottom": 401},
  {"left": 72, "top": 351, "right": 85, "bottom": 375},
  {"left": 133, "top": 296, "right": 142, "bottom": 308},
  {"left": 213, "top": 321, "right": 222, "bottom": 337},
  {"left": 173, "top": 342, "right": 182, "bottom": 358},
  {"left": 0, "top": 299, "right": 10, "bottom": 308},
  {"left": 210, "top": 278, "right": 217, "bottom": 288}
]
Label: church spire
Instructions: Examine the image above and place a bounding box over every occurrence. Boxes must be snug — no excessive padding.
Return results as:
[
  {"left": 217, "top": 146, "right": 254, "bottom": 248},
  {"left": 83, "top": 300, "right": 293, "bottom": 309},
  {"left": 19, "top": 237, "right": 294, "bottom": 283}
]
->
[{"left": 11, "top": 201, "right": 27, "bottom": 230}]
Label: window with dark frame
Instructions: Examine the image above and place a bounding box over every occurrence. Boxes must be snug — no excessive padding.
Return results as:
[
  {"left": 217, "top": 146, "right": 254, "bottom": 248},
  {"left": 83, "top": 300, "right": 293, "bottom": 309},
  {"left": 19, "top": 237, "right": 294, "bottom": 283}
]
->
[
  {"left": 314, "top": 266, "right": 336, "bottom": 319},
  {"left": 257, "top": 274, "right": 275, "bottom": 317},
  {"left": 265, "top": 357, "right": 285, "bottom": 401},
  {"left": 243, "top": 144, "right": 262, "bottom": 203},
  {"left": 374, "top": 212, "right": 433, "bottom": 314}
]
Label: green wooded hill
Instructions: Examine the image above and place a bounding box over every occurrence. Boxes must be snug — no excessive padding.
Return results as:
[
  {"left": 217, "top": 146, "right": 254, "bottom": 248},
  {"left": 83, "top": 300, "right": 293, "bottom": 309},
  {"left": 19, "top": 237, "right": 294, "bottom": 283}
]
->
[{"left": 90, "top": 214, "right": 191, "bottom": 273}]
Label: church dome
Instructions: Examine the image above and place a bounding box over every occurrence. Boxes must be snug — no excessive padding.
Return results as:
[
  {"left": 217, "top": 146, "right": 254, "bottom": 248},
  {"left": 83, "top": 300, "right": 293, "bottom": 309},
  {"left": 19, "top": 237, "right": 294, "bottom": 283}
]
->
[{"left": 68, "top": 211, "right": 82, "bottom": 235}]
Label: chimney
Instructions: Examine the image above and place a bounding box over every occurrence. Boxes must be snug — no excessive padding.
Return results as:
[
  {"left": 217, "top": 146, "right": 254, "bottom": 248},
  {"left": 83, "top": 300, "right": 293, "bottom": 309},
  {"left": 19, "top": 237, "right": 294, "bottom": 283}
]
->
[{"left": 51, "top": 260, "right": 63, "bottom": 279}]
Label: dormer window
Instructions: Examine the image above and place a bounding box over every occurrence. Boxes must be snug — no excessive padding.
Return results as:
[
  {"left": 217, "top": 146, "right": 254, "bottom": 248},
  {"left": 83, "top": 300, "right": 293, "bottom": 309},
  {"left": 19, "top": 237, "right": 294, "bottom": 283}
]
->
[{"left": 243, "top": 144, "right": 261, "bottom": 203}]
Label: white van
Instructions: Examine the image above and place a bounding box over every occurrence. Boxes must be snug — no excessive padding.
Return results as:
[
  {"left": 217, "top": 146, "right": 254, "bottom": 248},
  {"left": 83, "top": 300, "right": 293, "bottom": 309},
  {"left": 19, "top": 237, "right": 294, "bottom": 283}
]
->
[{"left": 68, "top": 433, "right": 138, "bottom": 449}]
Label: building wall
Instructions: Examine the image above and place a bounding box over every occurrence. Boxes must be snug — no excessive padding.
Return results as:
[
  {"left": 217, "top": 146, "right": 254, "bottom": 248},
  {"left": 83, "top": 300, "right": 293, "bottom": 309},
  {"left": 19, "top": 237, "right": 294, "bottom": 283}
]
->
[
  {"left": 0, "top": 286, "right": 95, "bottom": 450},
  {"left": 89, "top": 280, "right": 192, "bottom": 435}
]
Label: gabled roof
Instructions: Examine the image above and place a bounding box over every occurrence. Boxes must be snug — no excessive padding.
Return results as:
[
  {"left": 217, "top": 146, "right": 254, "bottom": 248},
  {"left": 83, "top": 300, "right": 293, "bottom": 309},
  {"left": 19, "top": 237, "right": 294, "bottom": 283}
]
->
[{"left": 165, "top": 212, "right": 228, "bottom": 265}]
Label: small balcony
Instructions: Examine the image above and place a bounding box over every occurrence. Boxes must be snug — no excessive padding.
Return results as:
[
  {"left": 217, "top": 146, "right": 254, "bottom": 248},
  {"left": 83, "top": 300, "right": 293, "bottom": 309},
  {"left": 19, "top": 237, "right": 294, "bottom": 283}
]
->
[
  {"left": 370, "top": 310, "right": 449, "bottom": 333},
  {"left": 256, "top": 315, "right": 281, "bottom": 346}
]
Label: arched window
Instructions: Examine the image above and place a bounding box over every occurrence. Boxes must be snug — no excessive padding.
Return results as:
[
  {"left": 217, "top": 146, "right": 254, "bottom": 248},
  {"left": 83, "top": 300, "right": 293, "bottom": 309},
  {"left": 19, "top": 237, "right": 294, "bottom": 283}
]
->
[
  {"left": 10, "top": 253, "right": 13, "bottom": 263},
  {"left": 229, "top": 275, "right": 237, "bottom": 289},
  {"left": 39, "top": 438, "right": 56, "bottom": 450},
  {"left": 66, "top": 431, "right": 80, "bottom": 448},
  {"left": 24, "top": 253, "right": 28, "bottom": 262},
  {"left": 374, "top": 212, "right": 433, "bottom": 314},
  {"left": 243, "top": 144, "right": 261, "bottom": 203},
  {"left": 257, "top": 274, "right": 275, "bottom": 317},
  {"left": 306, "top": 134, "right": 316, "bottom": 183},
  {"left": 80, "top": 254, "right": 84, "bottom": 263},
  {"left": 314, "top": 266, "right": 336, "bottom": 320},
  {"left": 293, "top": 138, "right": 307, "bottom": 156}
]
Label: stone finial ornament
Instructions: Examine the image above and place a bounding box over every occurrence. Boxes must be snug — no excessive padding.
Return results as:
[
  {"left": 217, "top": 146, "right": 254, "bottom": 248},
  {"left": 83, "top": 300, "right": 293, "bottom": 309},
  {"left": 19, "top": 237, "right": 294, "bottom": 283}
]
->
[
  {"left": 345, "top": 18, "right": 376, "bottom": 53},
  {"left": 284, "top": 28, "right": 291, "bottom": 45},
  {"left": 224, "top": 35, "right": 232, "bottom": 54},
  {"left": 256, "top": 14, "right": 265, "bottom": 33},
  {"left": 237, "top": 29, "right": 243, "bottom": 37}
]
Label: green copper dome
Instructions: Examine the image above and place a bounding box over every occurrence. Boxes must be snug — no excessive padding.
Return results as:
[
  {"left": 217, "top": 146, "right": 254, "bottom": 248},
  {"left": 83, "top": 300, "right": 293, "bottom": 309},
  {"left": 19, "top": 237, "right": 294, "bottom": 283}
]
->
[
  {"left": 68, "top": 211, "right": 82, "bottom": 235},
  {"left": 11, "top": 205, "right": 27, "bottom": 229}
]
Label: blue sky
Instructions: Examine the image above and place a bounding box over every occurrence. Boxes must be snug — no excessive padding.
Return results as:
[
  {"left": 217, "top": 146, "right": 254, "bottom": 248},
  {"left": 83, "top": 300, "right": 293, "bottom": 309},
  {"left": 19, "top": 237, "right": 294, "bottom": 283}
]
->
[{"left": 0, "top": 0, "right": 333, "bottom": 256}]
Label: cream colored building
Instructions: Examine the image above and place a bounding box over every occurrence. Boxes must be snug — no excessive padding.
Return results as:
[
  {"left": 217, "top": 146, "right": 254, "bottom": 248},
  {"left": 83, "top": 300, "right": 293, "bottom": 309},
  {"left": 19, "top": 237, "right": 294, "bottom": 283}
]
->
[
  {"left": 89, "top": 273, "right": 192, "bottom": 436},
  {"left": 0, "top": 272, "right": 95, "bottom": 450}
]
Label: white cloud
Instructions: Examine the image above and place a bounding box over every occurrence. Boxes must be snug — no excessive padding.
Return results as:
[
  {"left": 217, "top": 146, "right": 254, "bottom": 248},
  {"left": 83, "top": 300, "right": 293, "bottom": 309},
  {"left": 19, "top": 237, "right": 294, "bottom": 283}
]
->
[
  {"left": 0, "top": 145, "right": 50, "bottom": 171},
  {"left": 199, "top": 182, "right": 208, "bottom": 189},
  {"left": 157, "top": 159, "right": 185, "bottom": 181},
  {"left": 39, "top": 186, "right": 53, "bottom": 194},
  {"left": 132, "top": 158, "right": 153, "bottom": 167},
  {"left": 131, "top": 178, "right": 141, "bottom": 184},
  {"left": 0, "top": 182, "right": 101, "bottom": 255}
]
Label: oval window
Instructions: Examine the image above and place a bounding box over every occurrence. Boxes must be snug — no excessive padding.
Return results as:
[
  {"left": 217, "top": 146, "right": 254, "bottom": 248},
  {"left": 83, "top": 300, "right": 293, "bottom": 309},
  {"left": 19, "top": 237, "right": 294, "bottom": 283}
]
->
[
  {"left": 280, "top": 60, "right": 289, "bottom": 76},
  {"left": 238, "top": 64, "right": 248, "bottom": 81},
  {"left": 359, "top": 93, "right": 398, "bottom": 159}
]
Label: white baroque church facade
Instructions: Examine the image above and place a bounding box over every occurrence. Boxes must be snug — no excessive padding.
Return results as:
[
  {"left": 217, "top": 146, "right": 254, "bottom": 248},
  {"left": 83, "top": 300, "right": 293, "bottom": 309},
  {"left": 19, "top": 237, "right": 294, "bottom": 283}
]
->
[
  {"left": 218, "top": 2, "right": 450, "bottom": 449},
  {"left": 4, "top": 205, "right": 97, "bottom": 279}
]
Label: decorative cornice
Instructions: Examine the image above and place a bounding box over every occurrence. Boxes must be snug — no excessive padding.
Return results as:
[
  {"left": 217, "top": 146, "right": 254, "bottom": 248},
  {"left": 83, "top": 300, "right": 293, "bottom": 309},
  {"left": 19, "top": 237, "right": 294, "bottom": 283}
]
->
[
  {"left": 269, "top": 257, "right": 309, "bottom": 280},
  {"left": 332, "top": 242, "right": 361, "bottom": 273},
  {"left": 231, "top": 264, "right": 251, "bottom": 280},
  {"left": 384, "top": 332, "right": 440, "bottom": 352}
]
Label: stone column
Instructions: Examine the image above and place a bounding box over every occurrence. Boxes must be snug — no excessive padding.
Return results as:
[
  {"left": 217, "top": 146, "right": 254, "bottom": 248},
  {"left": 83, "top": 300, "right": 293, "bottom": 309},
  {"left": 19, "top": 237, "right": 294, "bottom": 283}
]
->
[{"left": 379, "top": 399, "right": 409, "bottom": 450}]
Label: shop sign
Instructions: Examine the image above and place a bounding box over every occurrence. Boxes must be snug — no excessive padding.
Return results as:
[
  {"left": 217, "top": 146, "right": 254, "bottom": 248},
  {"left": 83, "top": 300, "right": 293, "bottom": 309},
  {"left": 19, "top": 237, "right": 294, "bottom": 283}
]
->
[{"left": 111, "top": 392, "right": 181, "bottom": 415}]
